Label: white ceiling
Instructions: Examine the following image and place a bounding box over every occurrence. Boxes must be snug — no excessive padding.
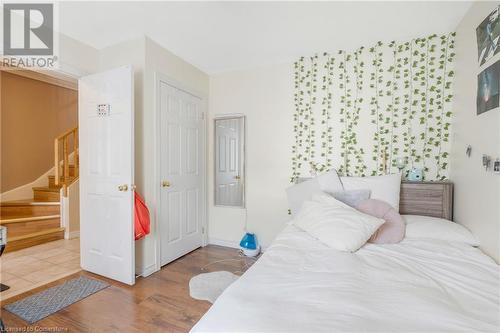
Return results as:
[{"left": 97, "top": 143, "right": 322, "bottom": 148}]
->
[{"left": 59, "top": 1, "right": 472, "bottom": 74}]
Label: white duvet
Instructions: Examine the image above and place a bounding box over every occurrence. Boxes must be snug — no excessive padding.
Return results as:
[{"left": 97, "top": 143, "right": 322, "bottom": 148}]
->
[{"left": 191, "top": 225, "right": 500, "bottom": 333}]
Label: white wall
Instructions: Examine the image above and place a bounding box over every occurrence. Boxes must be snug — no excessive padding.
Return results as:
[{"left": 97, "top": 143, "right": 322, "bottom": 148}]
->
[
  {"left": 208, "top": 64, "right": 294, "bottom": 248},
  {"left": 62, "top": 179, "right": 80, "bottom": 239},
  {"left": 62, "top": 31, "right": 293, "bottom": 271},
  {"left": 209, "top": 16, "right": 500, "bottom": 263},
  {"left": 97, "top": 37, "right": 210, "bottom": 275},
  {"left": 98, "top": 37, "right": 210, "bottom": 276},
  {"left": 450, "top": 2, "right": 500, "bottom": 262},
  {"left": 63, "top": 6, "right": 500, "bottom": 270},
  {"left": 71, "top": 36, "right": 209, "bottom": 276},
  {"left": 98, "top": 37, "right": 148, "bottom": 273},
  {"left": 140, "top": 37, "right": 210, "bottom": 275},
  {"left": 59, "top": 33, "right": 99, "bottom": 76}
]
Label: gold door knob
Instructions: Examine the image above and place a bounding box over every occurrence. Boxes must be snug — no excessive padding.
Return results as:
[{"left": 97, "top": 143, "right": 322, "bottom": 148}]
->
[
  {"left": 118, "top": 184, "right": 128, "bottom": 192},
  {"left": 234, "top": 175, "right": 241, "bottom": 180},
  {"left": 162, "top": 180, "right": 171, "bottom": 188}
]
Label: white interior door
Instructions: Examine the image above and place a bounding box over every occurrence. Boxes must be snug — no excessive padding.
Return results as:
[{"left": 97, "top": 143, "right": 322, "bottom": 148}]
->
[
  {"left": 79, "top": 65, "right": 135, "bottom": 285},
  {"left": 215, "top": 118, "right": 243, "bottom": 206},
  {"left": 159, "top": 81, "right": 203, "bottom": 266}
]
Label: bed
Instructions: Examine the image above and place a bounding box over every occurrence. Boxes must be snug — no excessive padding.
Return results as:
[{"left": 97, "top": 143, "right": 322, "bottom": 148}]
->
[{"left": 191, "top": 182, "right": 500, "bottom": 333}]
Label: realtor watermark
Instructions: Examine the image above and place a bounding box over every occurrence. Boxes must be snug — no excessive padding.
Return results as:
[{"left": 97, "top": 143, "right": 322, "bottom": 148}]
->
[{"left": 2, "top": 2, "right": 59, "bottom": 69}]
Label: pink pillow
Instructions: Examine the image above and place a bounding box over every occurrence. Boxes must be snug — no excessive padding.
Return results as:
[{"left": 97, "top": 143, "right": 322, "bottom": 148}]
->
[{"left": 355, "top": 199, "right": 405, "bottom": 244}]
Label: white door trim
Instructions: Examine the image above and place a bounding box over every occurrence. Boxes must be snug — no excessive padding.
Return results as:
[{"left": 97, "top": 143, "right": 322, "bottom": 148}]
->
[{"left": 153, "top": 72, "right": 208, "bottom": 272}]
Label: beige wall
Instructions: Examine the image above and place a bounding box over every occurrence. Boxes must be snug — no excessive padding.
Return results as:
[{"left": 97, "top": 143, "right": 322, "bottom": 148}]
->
[
  {"left": 450, "top": 1, "right": 500, "bottom": 262},
  {"left": 208, "top": 64, "right": 294, "bottom": 248},
  {"left": 0, "top": 71, "right": 78, "bottom": 193}
]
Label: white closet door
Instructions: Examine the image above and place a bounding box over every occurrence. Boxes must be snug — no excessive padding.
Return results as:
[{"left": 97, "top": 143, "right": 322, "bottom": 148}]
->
[{"left": 159, "top": 81, "right": 203, "bottom": 266}]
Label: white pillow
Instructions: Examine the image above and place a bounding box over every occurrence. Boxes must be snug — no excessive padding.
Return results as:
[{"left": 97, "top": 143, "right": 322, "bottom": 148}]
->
[
  {"left": 293, "top": 195, "right": 385, "bottom": 252},
  {"left": 341, "top": 173, "right": 402, "bottom": 211},
  {"left": 286, "top": 169, "right": 342, "bottom": 217},
  {"left": 316, "top": 169, "right": 343, "bottom": 193},
  {"left": 286, "top": 178, "right": 322, "bottom": 217},
  {"left": 404, "top": 215, "right": 480, "bottom": 246}
]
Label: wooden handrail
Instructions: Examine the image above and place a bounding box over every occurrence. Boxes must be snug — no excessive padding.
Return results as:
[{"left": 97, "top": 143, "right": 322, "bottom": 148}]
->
[
  {"left": 55, "top": 127, "right": 78, "bottom": 141},
  {"left": 54, "top": 127, "right": 79, "bottom": 197}
]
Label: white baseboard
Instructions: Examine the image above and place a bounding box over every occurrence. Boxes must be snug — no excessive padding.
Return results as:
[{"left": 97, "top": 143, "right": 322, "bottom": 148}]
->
[
  {"left": 208, "top": 238, "right": 240, "bottom": 249},
  {"left": 65, "top": 231, "right": 80, "bottom": 239}
]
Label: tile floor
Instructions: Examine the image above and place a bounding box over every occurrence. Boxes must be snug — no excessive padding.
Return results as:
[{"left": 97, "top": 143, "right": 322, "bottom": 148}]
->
[{"left": 0, "top": 238, "right": 81, "bottom": 302}]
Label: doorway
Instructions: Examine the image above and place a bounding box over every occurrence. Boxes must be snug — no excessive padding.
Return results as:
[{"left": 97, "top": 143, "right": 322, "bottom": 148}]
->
[{"left": 0, "top": 68, "right": 81, "bottom": 301}]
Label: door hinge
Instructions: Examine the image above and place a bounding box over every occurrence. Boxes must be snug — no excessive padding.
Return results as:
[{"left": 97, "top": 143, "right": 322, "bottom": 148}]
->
[{"left": 202, "top": 227, "right": 205, "bottom": 234}]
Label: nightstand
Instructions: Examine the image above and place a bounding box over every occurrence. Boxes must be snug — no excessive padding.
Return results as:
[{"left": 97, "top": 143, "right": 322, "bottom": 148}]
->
[{"left": 400, "top": 181, "right": 453, "bottom": 220}]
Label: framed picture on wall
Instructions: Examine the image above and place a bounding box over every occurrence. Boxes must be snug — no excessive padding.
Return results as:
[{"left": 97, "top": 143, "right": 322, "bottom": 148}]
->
[
  {"left": 477, "top": 59, "right": 500, "bottom": 115},
  {"left": 476, "top": 6, "right": 500, "bottom": 66}
]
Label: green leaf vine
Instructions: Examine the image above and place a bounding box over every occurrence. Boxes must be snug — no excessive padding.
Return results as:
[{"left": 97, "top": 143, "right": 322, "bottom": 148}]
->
[{"left": 290, "top": 32, "right": 456, "bottom": 182}]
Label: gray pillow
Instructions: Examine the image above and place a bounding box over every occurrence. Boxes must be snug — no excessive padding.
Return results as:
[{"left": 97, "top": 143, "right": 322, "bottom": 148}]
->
[{"left": 332, "top": 189, "right": 371, "bottom": 208}]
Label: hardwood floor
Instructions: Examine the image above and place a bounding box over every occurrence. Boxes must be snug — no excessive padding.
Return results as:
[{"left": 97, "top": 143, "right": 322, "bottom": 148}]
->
[{"left": 1, "top": 245, "right": 256, "bottom": 332}]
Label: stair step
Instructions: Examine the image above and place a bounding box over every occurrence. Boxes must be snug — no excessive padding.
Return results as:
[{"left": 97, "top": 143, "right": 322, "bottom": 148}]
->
[
  {"left": 0, "top": 214, "right": 60, "bottom": 224},
  {"left": 0, "top": 200, "right": 60, "bottom": 219},
  {"left": 1, "top": 215, "right": 61, "bottom": 238},
  {"left": 33, "top": 187, "right": 60, "bottom": 202},
  {"left": 32, "top": 187, "right": 60, "bottom": 192},
  {"left": 0, "top": 200, "right": 60, "bottom": 206},
  {"left": 4, "top": 227, "right": 65, "bottom": 253},
  {"left": 48, "top": 175, "right": 76, "bottom": 188}
]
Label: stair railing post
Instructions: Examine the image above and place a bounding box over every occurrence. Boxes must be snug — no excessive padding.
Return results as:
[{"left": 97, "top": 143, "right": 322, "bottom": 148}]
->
[
  {"left": 73, "top": 128, "right": 79, "bottom": 178},
  {"left": 63, "top": 137, "right": 69, "bottom": 187},
  {"left": 54, "top": 126, "right": 78, "bottom": 197},
  {"left": 54, "top": 138, "right": 60, "bottom": 186}
]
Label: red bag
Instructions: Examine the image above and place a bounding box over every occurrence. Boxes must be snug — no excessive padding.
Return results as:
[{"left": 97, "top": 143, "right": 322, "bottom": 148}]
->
[{"left": 134, "top": 192, "right": 150, "bottom": 240}]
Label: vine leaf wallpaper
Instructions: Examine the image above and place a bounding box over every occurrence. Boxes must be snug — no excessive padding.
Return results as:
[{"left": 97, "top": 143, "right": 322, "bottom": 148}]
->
[{"left": 291, "top": 33, "right": 456, "bottom": 182}]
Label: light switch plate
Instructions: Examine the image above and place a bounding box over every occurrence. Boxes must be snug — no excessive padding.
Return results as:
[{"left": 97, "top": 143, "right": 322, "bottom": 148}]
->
[{"left": 97, "top": 104, "right": 110, "bottom": 116}]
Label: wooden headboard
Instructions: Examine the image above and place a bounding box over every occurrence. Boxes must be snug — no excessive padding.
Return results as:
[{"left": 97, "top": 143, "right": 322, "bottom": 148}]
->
[{"left": 400, "top": 181, "right": 453, "bottom": 220}]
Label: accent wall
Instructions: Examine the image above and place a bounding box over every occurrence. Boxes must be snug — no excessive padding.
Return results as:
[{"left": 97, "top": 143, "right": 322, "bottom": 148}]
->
[{"left": 292, "top": 33, "right": 456, "bottom": 181}]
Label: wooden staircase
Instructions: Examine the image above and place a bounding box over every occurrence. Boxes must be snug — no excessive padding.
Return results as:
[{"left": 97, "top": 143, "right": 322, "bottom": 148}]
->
[
  {"left": 0, "top": 198, "right": 64, "bottom": 253},
  {"left": 0, "top": 127, "right": 78, "bottom": 253}
]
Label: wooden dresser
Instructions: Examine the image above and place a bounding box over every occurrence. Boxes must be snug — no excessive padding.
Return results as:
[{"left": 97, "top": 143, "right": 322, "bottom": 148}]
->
[{"left": 400, "top": 181, "right": 454, "bottom": 221}]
